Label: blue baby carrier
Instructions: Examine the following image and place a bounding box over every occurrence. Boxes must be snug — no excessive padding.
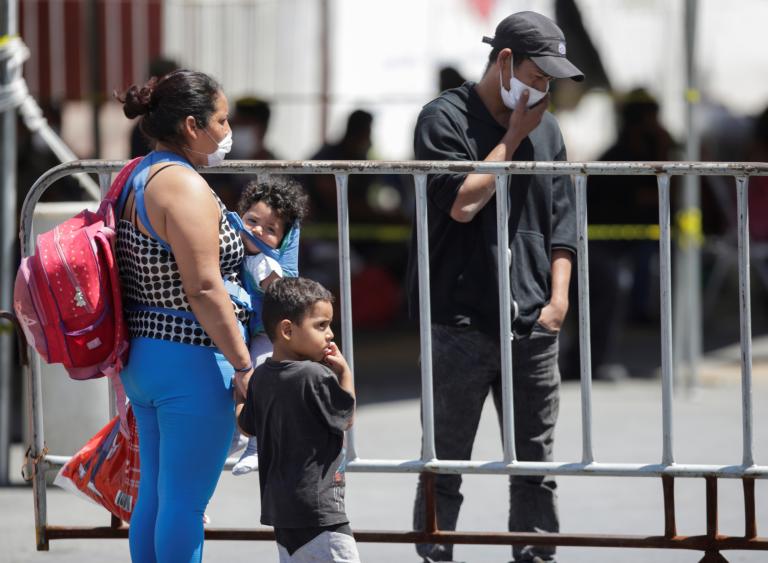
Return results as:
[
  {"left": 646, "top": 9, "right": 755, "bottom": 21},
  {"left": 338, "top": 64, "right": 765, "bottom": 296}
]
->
[{"left": 226, "top": 212, "right": 300, "bottom": 336}]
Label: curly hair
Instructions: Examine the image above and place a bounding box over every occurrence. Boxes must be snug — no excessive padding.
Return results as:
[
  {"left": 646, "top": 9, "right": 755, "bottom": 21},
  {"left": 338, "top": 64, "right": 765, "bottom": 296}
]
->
[
  {"left": 262, "top": 277, "right": 334, "bottom": 341},
  {"left": 237, "top": 177, "right": 309, "bottom": 229}
]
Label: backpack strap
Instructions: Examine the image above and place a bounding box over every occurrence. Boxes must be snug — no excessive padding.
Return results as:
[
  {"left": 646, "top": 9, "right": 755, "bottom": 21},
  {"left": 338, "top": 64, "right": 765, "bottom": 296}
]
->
[
  {"left": 97, "top": 157, "right": 143, "bottom": 229},
  {"left": 128, "top": 152, "right": 195, "bottom": 252}
]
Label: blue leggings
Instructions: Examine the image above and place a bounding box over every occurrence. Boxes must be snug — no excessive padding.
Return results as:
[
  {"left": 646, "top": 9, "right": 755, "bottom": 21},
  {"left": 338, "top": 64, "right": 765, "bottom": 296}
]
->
[{"left": 120, "top": 337, "right": 235, "bottom": 563}]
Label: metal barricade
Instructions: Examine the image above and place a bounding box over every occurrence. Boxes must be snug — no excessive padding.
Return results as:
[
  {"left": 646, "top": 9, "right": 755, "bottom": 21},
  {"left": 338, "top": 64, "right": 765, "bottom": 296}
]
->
[{"left": 17, "top": 159, "right": 768, "bottom": 560}]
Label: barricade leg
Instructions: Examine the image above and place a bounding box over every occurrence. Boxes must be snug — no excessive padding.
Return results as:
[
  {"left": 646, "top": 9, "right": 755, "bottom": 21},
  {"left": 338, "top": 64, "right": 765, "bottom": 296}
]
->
[
  {"left": 700, "top": 551, "right": 729, "bottom": 562},
  {"left": 699, "top": 477, "right": 728, "bottom": 563},
  {"left": 662, "top": 475, "right": 676, "bottom": 538},
  {"left": 423, "top": 472, "right": 438, "bottom": 540},
  {"left": 744, "top": 477, "right": 757, "bottom": 539},
  {"left": 1, "top": 310, "right": 49, "bottom": 551}
]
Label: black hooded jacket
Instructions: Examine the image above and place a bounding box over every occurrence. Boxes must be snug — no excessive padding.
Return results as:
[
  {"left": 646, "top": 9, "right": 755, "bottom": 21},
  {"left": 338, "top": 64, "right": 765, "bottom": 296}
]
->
[{"left": 406, "top": 82, "right": 576, "bottom": 336}]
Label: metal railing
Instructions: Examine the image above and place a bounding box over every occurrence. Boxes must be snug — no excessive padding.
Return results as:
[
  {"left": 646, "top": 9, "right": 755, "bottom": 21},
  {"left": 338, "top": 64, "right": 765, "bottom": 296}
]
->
[{"left": 15, "top": 159, "right": 768, "bottom": 560}]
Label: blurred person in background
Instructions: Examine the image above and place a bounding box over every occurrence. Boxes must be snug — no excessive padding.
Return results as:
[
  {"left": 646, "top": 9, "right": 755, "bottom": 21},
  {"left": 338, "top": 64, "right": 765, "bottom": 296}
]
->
[
  {"left": 562, "top": 88, "right": 676, "bottom": 381},
  {"left": 209, "top": 96, "right": 277, "bottom": 210},
  {"left": 438, "top": 65, "right": 467, "bottom": 93},
  {"left": 302, "top": 109, "right": 407, "bottom": 329},
  {"left": 230, "top": 96, "right": 277, "bottom": 161},
  {"left": 304, "top": 109, "right": 375, "bottom": 223},
  {"left": 745, "top": 106, "right": 768, "bottom": 240}
]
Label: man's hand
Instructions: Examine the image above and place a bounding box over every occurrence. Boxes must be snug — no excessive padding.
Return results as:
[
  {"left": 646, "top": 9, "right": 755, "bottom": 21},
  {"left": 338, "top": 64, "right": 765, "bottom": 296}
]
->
[
  {"left": 505, "top": 90, "right": 548, "bottom": 146},
  {"left": 537, "top": 299, "right": 568, "bottom": 332},
  {"left": 449, "top": 88, "right": 549, "bottom": 224}
]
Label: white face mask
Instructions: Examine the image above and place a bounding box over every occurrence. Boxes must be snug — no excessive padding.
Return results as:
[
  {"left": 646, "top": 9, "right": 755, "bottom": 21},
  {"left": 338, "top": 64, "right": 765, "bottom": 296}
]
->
[
  {"left": 499, "top": 57, "right": 549, "bottom": 110},
  {"left": 203, "top": 128, "right": 233, "bottom": 166},
  {"left": 186, "top": 128, "right": 233, "bottom": 166}
]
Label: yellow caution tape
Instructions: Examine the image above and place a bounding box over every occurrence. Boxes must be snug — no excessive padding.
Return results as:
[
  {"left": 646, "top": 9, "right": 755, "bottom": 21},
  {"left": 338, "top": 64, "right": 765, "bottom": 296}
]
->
[
  {"left": 301, "top": 219, "right": 703, "bottom": 244},
  {"left": 588, "top": 224, "right": 660, "bottom": 241},
  {"left": 676, "top": 208, "right": 704, "bottom": 247},
  {"left": 302, "top": 223, "right": 411, "bottom": 242}
]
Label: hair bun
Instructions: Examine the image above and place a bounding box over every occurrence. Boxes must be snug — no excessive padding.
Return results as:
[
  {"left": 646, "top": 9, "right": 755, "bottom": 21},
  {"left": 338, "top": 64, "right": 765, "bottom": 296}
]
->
[{"left": 117, "top": 77, "right": 158, "bottom": 119}]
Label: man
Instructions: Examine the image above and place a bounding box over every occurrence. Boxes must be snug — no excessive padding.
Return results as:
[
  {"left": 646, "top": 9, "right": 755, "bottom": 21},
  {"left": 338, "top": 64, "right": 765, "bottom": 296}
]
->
[
  {"left": 563, "top": 89, "right": 673, "bottom": 382},
  {"left": 211, "top": 96, "right": 278, "bottom": 210},
  {"left": 230, "top": 96, "right": 277, "bottom": 161},
  {"left": 406, "top": 11, "right": 583, "bottom": 563},
  {"left": 306, "top": 109, "right": 375, "bottom": 223}
]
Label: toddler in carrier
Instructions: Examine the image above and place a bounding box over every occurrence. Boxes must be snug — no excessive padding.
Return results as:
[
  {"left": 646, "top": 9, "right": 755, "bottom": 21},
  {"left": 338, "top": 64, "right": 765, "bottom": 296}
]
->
[{"left": 228, "top": 177, "right": 308, "bottom": 475}]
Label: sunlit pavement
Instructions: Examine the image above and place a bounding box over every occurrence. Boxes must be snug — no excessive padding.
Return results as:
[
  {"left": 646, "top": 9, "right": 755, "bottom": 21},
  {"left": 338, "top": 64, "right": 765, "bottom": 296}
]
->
[{"left": 2, "top": 358, "right": 767, "bottom": 563}]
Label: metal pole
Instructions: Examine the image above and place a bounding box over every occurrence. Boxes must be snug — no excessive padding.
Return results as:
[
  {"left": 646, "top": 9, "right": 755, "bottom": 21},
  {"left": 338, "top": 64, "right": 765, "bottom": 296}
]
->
[
  {"left": 0, "top": 0, "right": 19, "bottom": 486},
  {"left": 681, "top": 0, "right": 702, "bottom": 392},
  {"left": 99, "top": 173, "right": 119, "bottom": 422},
  {"left": 414, "top": 174, "right": 436, "bottom": 462},
  {"left": 735, "top": 177, "right": 754, "bottom": 468},
  {"left": 658, "top": 175, "right": 675, "bottom": 465},
  {"left": 319, "top": 0, "right": 330, "bottom": 144},
  {"left": 574, "top": 175, "right": 594, "bottom": 464},
  {"left": 335, "top": 174, "right": 357, "bottom": 460},
  {"left": 494, "top": 175, "right": 516, "bottom": 464}
]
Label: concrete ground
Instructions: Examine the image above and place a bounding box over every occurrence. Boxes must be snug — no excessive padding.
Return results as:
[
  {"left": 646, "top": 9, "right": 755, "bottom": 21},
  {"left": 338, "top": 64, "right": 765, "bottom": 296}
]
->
[{"left": 1, "top": 344, "right": 767, "bottom": 563}]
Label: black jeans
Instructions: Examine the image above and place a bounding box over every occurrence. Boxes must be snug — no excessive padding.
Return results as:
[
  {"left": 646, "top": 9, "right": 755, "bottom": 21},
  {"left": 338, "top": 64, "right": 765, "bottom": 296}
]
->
[{"left": 413, "top": 324, "right": 561, "bottom": 562}]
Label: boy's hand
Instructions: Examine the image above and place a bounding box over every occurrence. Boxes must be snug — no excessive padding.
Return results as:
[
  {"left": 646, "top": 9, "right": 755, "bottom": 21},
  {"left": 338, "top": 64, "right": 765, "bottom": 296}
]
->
[{"left": 322, "top": 342, "right": 350, "bottom": 377}]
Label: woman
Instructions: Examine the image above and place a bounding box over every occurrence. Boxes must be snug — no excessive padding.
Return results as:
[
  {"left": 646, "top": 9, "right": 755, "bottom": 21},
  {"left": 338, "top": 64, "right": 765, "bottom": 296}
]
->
[{"left": 115, "top": 69, "right": 253, "bottom": 562}]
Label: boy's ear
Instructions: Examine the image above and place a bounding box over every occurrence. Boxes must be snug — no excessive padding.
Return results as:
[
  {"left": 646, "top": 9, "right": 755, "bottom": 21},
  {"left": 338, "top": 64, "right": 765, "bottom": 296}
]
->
[{"left": 278, "top": 319, "right": 292, "bottom": 341}]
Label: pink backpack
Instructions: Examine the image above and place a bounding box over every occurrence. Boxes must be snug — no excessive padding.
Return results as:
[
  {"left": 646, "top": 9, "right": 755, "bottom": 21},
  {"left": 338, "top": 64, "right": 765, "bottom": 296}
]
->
[{"left": 13, "top": 158, "right": 142, "bottom": 380}]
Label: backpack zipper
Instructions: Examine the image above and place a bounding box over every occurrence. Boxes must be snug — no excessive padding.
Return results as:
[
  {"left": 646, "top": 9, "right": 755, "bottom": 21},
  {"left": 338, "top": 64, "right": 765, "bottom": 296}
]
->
[{"left": 53, "top": 226, "right": 95, "bottom": 314}]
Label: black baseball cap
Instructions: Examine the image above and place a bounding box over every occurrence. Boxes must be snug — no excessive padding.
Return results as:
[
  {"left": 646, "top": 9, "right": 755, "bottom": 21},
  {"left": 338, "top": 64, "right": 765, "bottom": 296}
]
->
[{"left": 482, "top": 11, "right": 584, "bottom": 82}]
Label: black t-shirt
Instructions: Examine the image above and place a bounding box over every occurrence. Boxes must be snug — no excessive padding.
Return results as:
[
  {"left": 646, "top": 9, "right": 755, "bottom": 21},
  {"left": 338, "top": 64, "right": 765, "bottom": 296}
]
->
[
  {"left": 406, "top": 82, "right": 576, "bottom": 336},
  {"left": 238, "top": 359, "right": 355, "bottom": 528}
]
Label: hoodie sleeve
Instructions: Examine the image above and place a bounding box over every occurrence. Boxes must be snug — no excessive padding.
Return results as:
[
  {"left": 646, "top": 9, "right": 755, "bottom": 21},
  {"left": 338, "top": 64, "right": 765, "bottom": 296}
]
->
[
  {"left": 414, "top": 108, "right": 470, "bottom": 216},
  {"left": 551, "top": 143, "right": 577, "bottom": 254}
]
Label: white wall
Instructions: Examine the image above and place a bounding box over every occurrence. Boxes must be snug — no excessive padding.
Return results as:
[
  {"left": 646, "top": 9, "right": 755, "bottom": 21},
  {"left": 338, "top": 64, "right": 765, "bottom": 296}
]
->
[
  {"left": 163, "top": 0, "right": 323, "bottom": 160},
  {"left": 161, "top": 0, "right": 768, "bottom": 162}
]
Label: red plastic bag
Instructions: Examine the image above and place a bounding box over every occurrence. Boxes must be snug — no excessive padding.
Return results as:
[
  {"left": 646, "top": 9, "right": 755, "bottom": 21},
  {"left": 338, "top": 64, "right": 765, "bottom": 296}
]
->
[{"left": 54, "top": 406, "right": 140, "bottom": 522}]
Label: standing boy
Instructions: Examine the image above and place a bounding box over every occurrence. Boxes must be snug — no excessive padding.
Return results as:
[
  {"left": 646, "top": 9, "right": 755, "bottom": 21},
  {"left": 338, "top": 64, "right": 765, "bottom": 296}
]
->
[{"left": 235, "top": 277, "right": 360, "bottom": 563}]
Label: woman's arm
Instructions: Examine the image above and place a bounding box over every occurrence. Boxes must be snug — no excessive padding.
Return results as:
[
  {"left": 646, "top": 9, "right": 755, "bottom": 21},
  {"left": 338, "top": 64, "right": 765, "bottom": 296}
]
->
[{"left": 145, "top": 166, "right": 252, "bottom": 374}]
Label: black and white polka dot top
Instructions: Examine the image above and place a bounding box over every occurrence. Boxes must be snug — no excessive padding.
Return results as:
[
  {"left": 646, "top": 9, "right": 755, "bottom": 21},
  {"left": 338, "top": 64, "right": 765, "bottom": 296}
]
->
[{"left": 116, "top": 154, "right": 248, "bottom": 348}]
